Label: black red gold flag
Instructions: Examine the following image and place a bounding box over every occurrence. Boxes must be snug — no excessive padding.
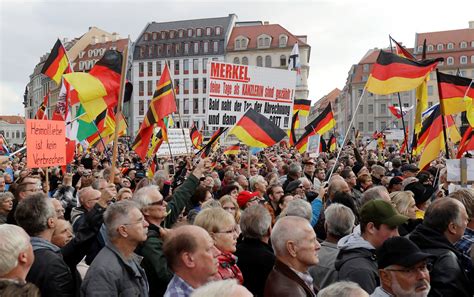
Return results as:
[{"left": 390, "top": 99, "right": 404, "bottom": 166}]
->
[{"left": 305, "top": 103, "right": 335, "bottom": 135}]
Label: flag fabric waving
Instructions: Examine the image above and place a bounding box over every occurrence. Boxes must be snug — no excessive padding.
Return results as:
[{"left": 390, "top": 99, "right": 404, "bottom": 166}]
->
[
  {"left": 229, "top": 108, "right": 286, "bottom": 148},
  {"left": 388, "top": 105, "right": 414, "bottom": 119},
  {"left": 35, "top": 94, "right": 48, "bottom": 120},
  {"left": 390, "top": 36, "right": 416, "bottom": 60},
  {"left": 223, "top": 143, "right": 240, "bottom": 155},
  {"left": 329, "top": 134, "right": 337, "bottom": 152},
  {"left": 288, "top": 42, "right": 300, "bottom": 72},
  {"left": 319, "top": 137, "right": 327, "bottom": 153},
  {"left": 41, "top": 39, "right": 71, "bottom": 85},
  {"left": 457, "top": 126, "right": 474, "bottom": 158},
  {"left": 295, "top": 129, "right": 314, "bottom": 154},
  {"left": 200, "top": 127, "right": 228, "bottom": 158},
  {"left": 190, "top": 124, "right": 203, "bottom": 150},
  {"left": 293, "top": 99, "right": 311, "bottom": 117},
  {"left": 437, "top": 71, "right": 474, "bottom": 116},
  {"left": 305, "top": 103, "right": 336, "bottom": 135},
  {"left": 289, "top": 111, "right": 299, "bottom": 146},
  {"left": 365, "top": 50, "right": 442, "bottom": 95}
]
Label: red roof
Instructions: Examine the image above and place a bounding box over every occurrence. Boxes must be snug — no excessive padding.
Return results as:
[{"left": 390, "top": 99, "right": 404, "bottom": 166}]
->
[
  {"left": 416, "top": 28, "right": 474, "bottom": 48},
  {"left": 316, "top": 88, "right": 341, "bottom": 109},
  {"left": 0, "top": 116, "right": 25, "bottom": 124},
  {"left": 226, "top": 24, "right": 308, "bottom": 51}
]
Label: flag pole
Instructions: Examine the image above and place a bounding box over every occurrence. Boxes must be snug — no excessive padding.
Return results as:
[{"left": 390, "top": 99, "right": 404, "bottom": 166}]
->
[
  {"left": 435, "top": 69, "right": 451, "bottom": 159},
  {"left": 328, "top": 87, "right": 367, "bottom": 180},
  {"left": 108, "top": 39, "right": 129, "bottom": 183}
]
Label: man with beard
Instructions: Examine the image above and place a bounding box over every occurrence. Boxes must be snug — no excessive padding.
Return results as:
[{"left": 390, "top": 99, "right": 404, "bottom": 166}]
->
[{"left": 371, "top": 237, "right": 432, "bottom": 297}]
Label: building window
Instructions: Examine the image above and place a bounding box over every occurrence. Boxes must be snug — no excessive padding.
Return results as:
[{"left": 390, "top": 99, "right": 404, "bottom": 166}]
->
[
  {"left": 368, "top": 122, "right": 374, "bottom": 131},
  {"left": 203, "top": 41, "right": 209, "bottom": 53},
  {"left": 380, "top": 103, "right": 386, "bottom": 114},
  {"left": 233, "top": 57, "right": 240, "bottom": 64},
  {"left": 447, "top": 57, "right": 454, "bottom": 65},
  {"left": 447, "top": 42, "right": 454, "bottom": 50},
  {"left": 147, "top": 62, "right": 153, "bottom": 76},
  {"left": 202, "top": 98, "right": 206, "bottom": 113},
  {"left": 471, "top": 55, "right": 474, "bottom": 64},
  {"left": 213, "top": 41, "right": 219, "bottom": 53},
  {"left": 428, "top": 85, "right": 433, "bottom": 96},
  {"left": 358, "top": 122, "right": 364, "bottom": 131},
  {"left": 178, "top": 29, "right": 184, "bottom": 38},
  {"left": 460, "top": 41, "right": 467, "bottom": 48},
  {"left": 242, "top": 57, "right": 248, "bottom": 65},
  {"left": 359, "top": 105, "right": 364, "bottom": 114},
  {"left": 202, "top": 58, "right": 208, "bottom": 73},
  {"left": 156, "top": 61, "right": 161, "bottom": 76},
  {"left": 157, "top": 45, "right": 163, "bottom": 56},
  {"left": 139, "top": 100, "right": 144, "bottom": 115},
  {"left": 144, "top": 33, "right": 149, "bottom": 41},
  {"left": 139, "top": 81, "right": 144, "bottom": 96},
  {"left": 279, "top": 35, "right": 287, "bottom": 47},
  {"left": 460, "top": 56, "right": 467, "bottom": 64},
  {"left": 206, "top": 27, "right": 211, "bottom": 36},
  {"left": 193, "top": 59, "right": 199, "bottom": 74},
  {"left": 215, "top": 27, "right": 222, "bottom": 35},
  {"left": 183, "top": 78, "right": 189, "bottom": 94},
  {"left": 139, "top": 62, "right": 144, "bottom": 77},
  {"left": 279, "top": 55, "right": 286, "bottom": 66},
  {"left": 169, "top": 30, "right": 175, "bottom": 39},
  {"left": 147, "top": 80, "right": 153, "bottom": 96},
  {"left": 193, "top": 98, "right": 199, "bottom": 114},
  {"left": 202, "top": 77, "right": 207, "bottom": 93},
  {"left": 174, "top": 79, "right": 180, "bottom": 94},
  {"left": 427, "top": 44, "right": 434, "bottom": 52},
  {"left": 196, "top": 28, "right": 202, "bottom": 37},
  {"left": 184, "top": 43, "right": 189, "bottom": 54},
  {"left": 417, "top": 45, "right": 423, "bottom": 53},
  {"left": 235, "top": 39, "right": 241, "bottom": 50},
  {"left": 437, "top": 43, "right": 443, "bottom": 51},
  {"left": 183, "top": 98, "right": 189, "bottom": 114},
  {"left": 174, "top": 60, "right": 180, "bottom": 75},
  {"left": 265, "top": 55, "right": 272, "bottom": 67},
  {"left": 194, "top": 42, "right": 199, "bottom": 54},
  {"left": 368, "top": 104, "right": 374, "bottom": 113},
  {"left": 187, "top": 29, "right": 193, "bottom": 37},
  {"left": 256, "top": 56, "right": 263, "bottom": 67},
  {"left": 193, "top": 78, "right": 199, "bottom": 93},
  {"left": 152, "top": 32, "right": 158, "bottom": 40},
  {"left": 148, "top": 45, "right": 154, "bottom": 56},
  {"left": 183, "top": 59, "right": 189, "bottom": 74},
  {"left": 363, "top": 64, "right": 369, "bottom": 72},
  {"left": 175, "top": 43, "right": 180, "bottom": 55},
  {"left": 166, "top": 44, "right": 171, "bottom": 56}
]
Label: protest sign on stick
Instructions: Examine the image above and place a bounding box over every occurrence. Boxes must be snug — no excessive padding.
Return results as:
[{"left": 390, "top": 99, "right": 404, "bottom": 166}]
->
[{"left": 26, "top": 119, "right": 66, "bottom": 168}]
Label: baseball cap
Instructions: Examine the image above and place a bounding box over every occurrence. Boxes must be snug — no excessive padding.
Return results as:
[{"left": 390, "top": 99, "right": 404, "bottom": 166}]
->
[
  {"left": 401, "top": 164, "right": 420, "bottom": 173},
  {"left": 237, "top": 191, "right": 260, "bottom": 208},
  {"left": 377, "top": 237, "right": 434, "bottom": 269},
  {"left": 360, "top": 200, "right": 409, "bottom": 228},
  {"left": 285, "top": 180, "right": 303, "bottom": 193},
  {"left": 389, "top": 176, "right": 403, "bottom": 188}
]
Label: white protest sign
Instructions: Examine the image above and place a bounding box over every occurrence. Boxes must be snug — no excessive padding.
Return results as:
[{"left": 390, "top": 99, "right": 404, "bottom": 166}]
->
[
  {"left": 446, "top": 159, "right": 474, "bottom": 182},
  {"left": 307, "top": 134, "right": 321, "bottom": 156},
  {"left": 207, "top": 61, "right": 296, "bottom": 129},
  {"left": 156, "top": 129, "right": 193, "bottom": 156}
]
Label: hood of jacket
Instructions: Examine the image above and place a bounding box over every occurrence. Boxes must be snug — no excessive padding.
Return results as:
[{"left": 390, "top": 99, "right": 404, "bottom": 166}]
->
[
  {"left": 334, "top": 232, "right": 376, "bottom": 271},
  {"left": 337, "top": 231, "right": 375, "bottom": 251}
]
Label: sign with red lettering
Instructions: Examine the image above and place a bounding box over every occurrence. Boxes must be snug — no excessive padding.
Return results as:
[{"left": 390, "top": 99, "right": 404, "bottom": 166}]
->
[
  {"left": 207, "top": 61, "right": 296, "bottom": 129},
  {"left": 26, "top": 119, "right": 66, "bottom": 168}
]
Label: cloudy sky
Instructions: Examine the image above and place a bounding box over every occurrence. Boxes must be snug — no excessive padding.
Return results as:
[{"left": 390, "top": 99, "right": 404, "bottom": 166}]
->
[{"left": 1, "top": 0, "right": 473, "bottom": 115}]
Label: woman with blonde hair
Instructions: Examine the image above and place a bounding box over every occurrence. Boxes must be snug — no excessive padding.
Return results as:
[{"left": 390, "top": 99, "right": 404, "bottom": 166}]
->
[
  {"left": 194, "top": 207, "right": 243, "bottom": 284},
  {"left": 219, "top": 195, "right": 241, "bottom": 224},
  {"left": 390, "top": 191, "right": 422, "bottom": 236}
]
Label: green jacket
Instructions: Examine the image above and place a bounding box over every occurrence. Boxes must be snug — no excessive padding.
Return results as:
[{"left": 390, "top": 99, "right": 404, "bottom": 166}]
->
[{"left": 136, "top": 173, "right": 199, "bottom": 297}]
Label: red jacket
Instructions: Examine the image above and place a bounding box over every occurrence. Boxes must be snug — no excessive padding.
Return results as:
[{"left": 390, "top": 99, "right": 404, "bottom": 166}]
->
[{"left": 213, "top": 252, "right": 244, "bottom": 284}]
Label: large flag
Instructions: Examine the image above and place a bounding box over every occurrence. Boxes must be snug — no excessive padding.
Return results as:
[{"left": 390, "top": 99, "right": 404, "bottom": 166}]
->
[
  {"left": 457, "top": 126, "right": 474, "bottom": 158},
  {"left": 229, "top": 108, "right": 286, "bottom": 148},
  {"left": 329, "top": 134, "right": 337, "bottom": 152},
  {"left": 201, "top": 127, "right": 227, "bottom": 158},
  {"left": 365, "top": 50, "right": 442, "bottom": 95},
  {"left": 295, "top": 129, "right": 314, "bottom": 154},
  {"left": 35, "top": 94, "right": 48, "bottom": 120},
  {"left": 223, "top": 143, "right": 240, "bottom": 155},
  {"left": 289, "top": 111, "right": 299, "bottom": 146},
  {"left": 437, "top": 71, "right": 474, "bottom": 116},
  {"left": 132, "top": 63, "right": 177, "bottom": 160},
  {"left": 388, "top": 105, "right": 413, "bottom": 119},
  {"left": 305, "top": 103, "right": 336, "bottom": 135},
  {"left": 190, "top": 124, "right": 203, "bottom": 150},
  {"left": 288, "top": 42, "right": 300, "bottom": 72},
  {"left": 41, "top": 39, "right": 71, "bottom": 85},
  {"left": 293, "top": 99, "right": 311, "bottom": 117}
]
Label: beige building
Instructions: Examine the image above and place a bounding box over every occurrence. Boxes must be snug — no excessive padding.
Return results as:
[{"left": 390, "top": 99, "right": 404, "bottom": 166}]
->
[{"left": 0, "top": 116, "right": 25, "bottom": 145}]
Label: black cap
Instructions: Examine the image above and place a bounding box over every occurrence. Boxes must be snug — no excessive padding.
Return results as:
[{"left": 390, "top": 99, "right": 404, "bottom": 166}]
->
[
  {"left": 389, "top": 176, "right": 403, "bottom": 188},
  {"left": 401, "top": 164, "right": 420, "bottom": 173},
  {"left": 285, "top": 180, "right": 302, "bottom": 193},
  {"left": 377, "top": 237, "right": 434, "bottom": 269},
  {"left": 404, "top": 182, "right": 433, "bottom": 206}
]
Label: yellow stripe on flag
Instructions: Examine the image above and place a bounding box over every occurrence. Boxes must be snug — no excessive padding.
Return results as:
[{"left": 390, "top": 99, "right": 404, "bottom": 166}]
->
[
  {"left": 229, "top": 126, "right": 268, "bottom": 148},
  {"left": 366, "top": 75, "right": 428, "bottom": 96}
]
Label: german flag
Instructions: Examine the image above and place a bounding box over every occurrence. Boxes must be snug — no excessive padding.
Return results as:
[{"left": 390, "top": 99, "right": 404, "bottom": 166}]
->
[
  {"left": 200, "top": 127, "right": 227, "bottom": 158},
  {"left": 305, "top": 103, "right": 335, "bottom": 135},
  {"left": 293, "top": 99, "right": 311, "bottom": 117},
  {"left": 133, "top": 63, "right": 177, "bottom": 160},
  {"left": 229, "top": 108, "right": 286, "bottom": 148},
  {"left": 390, "top": 36, "right": 415, "bottom": 60},
  {"left": 457, "top": 126, "right": 474, "bottom": 158},
  {"left": 295, "top": 129, "right": 315, "bottom": 153},
  {"left": 319, "top": 137, "right": 327, "bottom": 153},
  {"left": 289, "top": 111, "right": 299, "bottom": 146},
  {"left": 41, "top": 39, "right": 71, "bottom": 85},
  {"left": 224, "top": 143, "right": 240, "bottom": 155},
  {"left": 366, "top": 50, "right": 442, "bottom": 95},
  {"left": 89, "top": 50, "right": 124, "bottom": 108},
  {"left": 190, "top": 124, "right": 203, "bottom": 149},
  {"left": 35, "top": 94, "right": 48, "bottom": 120},
  {"left": 329, "top": 134, "right": 337, "bottom": 152},
  {"left": 437, "top": 71, "right": 474, "bottom": 116}
]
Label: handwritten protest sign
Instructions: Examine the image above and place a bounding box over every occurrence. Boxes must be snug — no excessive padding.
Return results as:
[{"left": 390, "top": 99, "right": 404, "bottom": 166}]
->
[
  {"left": 207, "top": 61, "right": 296, "bottom": 129},
  {"left": 26, "top": 119, "right": 66, "bottom": 168},
  {"left": 156, "top": 129, "right": 193, "bottom": 156}
]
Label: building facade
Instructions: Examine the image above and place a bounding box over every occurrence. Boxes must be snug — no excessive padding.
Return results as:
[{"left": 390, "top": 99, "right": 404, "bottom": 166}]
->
[
  {"left": 131, "top": 15, "right": 237, "bottom": 136},
  {"left": 0, "top": 116, "right": 25, "bottom": 145}
]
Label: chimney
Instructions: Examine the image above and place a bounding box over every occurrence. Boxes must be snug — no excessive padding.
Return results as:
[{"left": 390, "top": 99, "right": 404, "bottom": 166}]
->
[
  {"left": 263, "top": 21, "right": 269, "bottom": 25},
  {"left": 469, "top": 21, "right": 474, "bottom": 29},
  {"left": 112, "top": 32, "right": 119, "bottom": 42}
]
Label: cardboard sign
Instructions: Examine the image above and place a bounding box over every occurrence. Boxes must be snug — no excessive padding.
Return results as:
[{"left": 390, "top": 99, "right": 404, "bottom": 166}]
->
[
  {"left": 207, "top": 61, "right": 297, "bottom": 129},
  {"left": 156, "top": 129, "right": 193, "bottom": 156},
  {"left": 26, "top": 119, "right": 66, "bottom": 168},
  {"left": 307, "top": 134, "right": 321, "bottom": 156}
]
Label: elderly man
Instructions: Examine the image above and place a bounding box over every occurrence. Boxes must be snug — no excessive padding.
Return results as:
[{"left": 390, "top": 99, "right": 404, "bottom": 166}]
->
[
  {"left": 450, "top": 189, "right": 474, "bottom": 271},
  {"left": 249, "top": 175, "right": 268, "bottom": 198},
  {"left": 0, "top": 224, "right": 35, "bottom": 282},
  {"left": 163, "top": 225, "right": 221, "bottom": 297},
  {"left": 134, "top": 158, "right": 210, "bottom": 296},
  {"left": 359, "top": 186, "right": 391, "bottom": 208},
  {"left": 335, "top": 200, "right": 408, "bottom": 294},
  {"left": 264, "top": 216, "right": 321, "bottom": 297},
  {"left": 235, "top": 205, "right": 275, "bottom": 296},
  {"left": 409, "top": 198, "right": 473, "bottom": 296},
  {"left": 81, "top": 201, "right": 150, "bottom": 296},
  {"left": 71, "top": 186, "right": 102, "bottom": 231},
  {"left": 370, "top": 165, "right": 386, "bottom": 186},
  {"left": 309, "top": 203, "right": 355, "bottom": 289},
  {"left": 371, "top": 237, "right": 432, "bottom": 297},
  {"left": 236, "top": 175, "right": 249, "bottom": 191}
]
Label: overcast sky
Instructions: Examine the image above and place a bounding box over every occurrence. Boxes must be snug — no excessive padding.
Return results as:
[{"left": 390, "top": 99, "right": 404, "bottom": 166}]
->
[{"left": 1, "top": 0, "right": 473, "bottom": 115}]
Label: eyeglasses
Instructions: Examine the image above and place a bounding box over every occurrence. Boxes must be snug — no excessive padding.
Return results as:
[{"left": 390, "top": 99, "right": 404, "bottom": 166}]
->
[
  {"left": 385, "top": 263, "right": 432, "bottom": 275},
  {"left": 148, "top": 200, "right": 165, "bottom": 206}
]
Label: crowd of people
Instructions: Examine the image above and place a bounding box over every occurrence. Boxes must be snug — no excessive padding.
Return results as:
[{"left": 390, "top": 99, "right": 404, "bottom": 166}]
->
[{"left": 0, "top": 140, "right": 473, "bottom": 297}]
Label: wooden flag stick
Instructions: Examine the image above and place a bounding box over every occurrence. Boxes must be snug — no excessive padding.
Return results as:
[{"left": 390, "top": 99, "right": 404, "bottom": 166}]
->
[{"left": 109, "top": 40, "right": 129, "bottom": 184}]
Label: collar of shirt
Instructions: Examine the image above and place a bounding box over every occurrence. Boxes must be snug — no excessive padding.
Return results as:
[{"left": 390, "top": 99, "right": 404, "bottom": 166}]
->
[
  {"left": 290, "top": 267, "right": 314, "bottom": 293},
  {"left": 165, "top": 274, "right": 194, "bottom": 297}
]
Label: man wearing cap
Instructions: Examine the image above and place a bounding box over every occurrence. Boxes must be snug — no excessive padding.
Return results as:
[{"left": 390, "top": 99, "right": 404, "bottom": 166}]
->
[
  {"left": 237, "top": 191, "right": 261, "bottom": 210},
  {"left": 335, "top": 200, "right": 408, "bottom": 294},
  {"left": 303, "top": 159, "right": 316, "bottom": 184},
  {"left": 371, "top": 237, "right": 432, "bottom": 297},
  {"left": 401, "top": 164, "right": 419, "bottom": 178},
  {"left": 387, "top": 176, "right": 403, "bottom": 193}
]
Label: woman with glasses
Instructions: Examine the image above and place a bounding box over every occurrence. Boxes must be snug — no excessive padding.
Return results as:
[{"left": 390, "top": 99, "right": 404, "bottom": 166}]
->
[{"left": 194, "top": 207, "right": 244, "bottom": 284}]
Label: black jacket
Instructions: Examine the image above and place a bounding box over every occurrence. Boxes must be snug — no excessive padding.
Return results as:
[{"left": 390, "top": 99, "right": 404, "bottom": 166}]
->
[
  {"left": 409, "top": 223, "right": 474, "bottom": 297},
  {"left": 235, "top": 238, "right": 275, "bottom": 297}
]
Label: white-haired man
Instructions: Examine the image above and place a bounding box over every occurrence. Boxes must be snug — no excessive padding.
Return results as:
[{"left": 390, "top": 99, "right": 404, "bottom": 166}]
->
[{"left": 0, "top": 224, "right": 35, "bottom": 282}]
